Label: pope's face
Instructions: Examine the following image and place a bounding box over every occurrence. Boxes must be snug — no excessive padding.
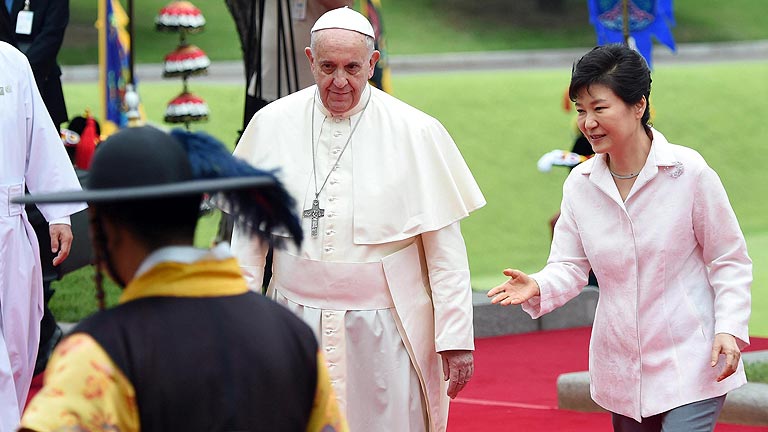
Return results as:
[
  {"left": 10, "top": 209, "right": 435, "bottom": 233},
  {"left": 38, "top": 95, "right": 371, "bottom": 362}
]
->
[{"left": 306, "top": 29, "right": 379, "bottom": 116}]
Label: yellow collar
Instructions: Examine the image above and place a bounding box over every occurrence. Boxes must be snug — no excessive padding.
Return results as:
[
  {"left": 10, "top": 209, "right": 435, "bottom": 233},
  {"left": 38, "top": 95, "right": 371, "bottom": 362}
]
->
[{"left": 120, "top": 257, "right": 248, "bottom": 303}]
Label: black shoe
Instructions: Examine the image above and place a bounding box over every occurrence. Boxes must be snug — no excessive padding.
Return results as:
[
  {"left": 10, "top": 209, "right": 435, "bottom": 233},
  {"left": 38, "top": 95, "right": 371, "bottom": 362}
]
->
[{"left": 33, "top": 325, "right": 64, "bottom": 376}]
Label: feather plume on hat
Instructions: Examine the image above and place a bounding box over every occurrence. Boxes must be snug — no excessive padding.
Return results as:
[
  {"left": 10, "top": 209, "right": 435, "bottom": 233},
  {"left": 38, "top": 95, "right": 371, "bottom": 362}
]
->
[{"left": 170, "top": 129, "right": 303, "bottom": 246}]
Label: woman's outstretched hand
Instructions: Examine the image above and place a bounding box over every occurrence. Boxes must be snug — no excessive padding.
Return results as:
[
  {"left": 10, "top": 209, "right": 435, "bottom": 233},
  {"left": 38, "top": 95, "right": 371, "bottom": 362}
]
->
[{"left": 486, "top": 268, "right": 541, "bottom": 306}]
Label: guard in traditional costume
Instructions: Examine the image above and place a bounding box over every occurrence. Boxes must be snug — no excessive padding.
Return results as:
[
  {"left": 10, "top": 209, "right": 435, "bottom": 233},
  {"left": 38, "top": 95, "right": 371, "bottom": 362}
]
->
[{"left": 17, "top": 126, "right": 347, "bottom": 431}]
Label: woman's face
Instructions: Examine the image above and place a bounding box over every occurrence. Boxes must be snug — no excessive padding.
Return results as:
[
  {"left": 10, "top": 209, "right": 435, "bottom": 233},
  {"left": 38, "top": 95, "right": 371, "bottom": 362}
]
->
[{"left": 574, "top": 84, "right": 646, "bottom": 154}]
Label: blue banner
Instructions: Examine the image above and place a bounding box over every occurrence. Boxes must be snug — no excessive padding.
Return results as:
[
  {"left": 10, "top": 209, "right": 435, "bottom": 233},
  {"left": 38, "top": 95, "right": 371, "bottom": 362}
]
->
[
  {"left": 587, "top": 0, "right": 676, "bottom": 69},
  {"left": 98, "top": 0, "right": 131, "bottom": 134}
]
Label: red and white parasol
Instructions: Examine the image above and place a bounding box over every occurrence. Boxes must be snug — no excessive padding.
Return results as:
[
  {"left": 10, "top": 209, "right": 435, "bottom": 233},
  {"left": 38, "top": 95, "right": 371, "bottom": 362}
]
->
[
  {"left": 164, "top": 92, "right": 209, "bottom": 124},
  {"left": 163, "top": 44, "right": 210, "bottom": 78},
  {"left": 155, "top": 1, "right": 206, "bottom": 33}
]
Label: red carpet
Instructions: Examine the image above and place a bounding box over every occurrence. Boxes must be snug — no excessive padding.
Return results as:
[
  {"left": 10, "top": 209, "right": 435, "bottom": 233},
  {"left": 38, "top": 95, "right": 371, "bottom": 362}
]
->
[
  {"left": 26, "top": 327, "right": 768, "bottom": 430},
  {"left": 448, "top": 327, "right": 768, "bottom": 431}
]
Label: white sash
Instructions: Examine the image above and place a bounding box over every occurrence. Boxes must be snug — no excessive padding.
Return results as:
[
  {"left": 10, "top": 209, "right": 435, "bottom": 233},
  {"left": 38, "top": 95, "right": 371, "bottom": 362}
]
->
[
  {"left": 0, "top": 183, "right": 23, "bottom": 217},
  {"left": 272, "top": 251, "right": 394, "bottom": 310}
]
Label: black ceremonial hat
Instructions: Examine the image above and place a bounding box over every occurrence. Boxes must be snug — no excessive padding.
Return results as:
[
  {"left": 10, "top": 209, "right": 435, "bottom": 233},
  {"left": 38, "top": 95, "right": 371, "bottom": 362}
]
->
[{"left": 14, "top": 126, "right": 302, "bottom": 244}]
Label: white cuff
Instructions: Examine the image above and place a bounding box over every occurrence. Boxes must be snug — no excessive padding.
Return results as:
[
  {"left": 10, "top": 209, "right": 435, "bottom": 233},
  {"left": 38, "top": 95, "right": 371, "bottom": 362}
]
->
[{"left": 49, "top": 216, "right": 71, "bottom": 226}]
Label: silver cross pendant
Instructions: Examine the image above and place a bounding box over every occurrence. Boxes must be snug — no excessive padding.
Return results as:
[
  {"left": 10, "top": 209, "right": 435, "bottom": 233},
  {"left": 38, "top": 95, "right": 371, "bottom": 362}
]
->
[{"left": 302, "top": 199, "right": 325, "bottom": 238}]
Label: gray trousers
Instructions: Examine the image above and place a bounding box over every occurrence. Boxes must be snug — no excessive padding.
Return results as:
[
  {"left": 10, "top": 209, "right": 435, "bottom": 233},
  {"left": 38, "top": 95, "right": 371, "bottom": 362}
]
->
[{"left": 612, "top": 395, "right": 727, "bottom": 432}]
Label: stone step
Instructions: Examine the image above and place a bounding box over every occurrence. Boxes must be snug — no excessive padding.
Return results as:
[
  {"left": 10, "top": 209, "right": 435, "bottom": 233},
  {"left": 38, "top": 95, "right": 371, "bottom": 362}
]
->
[
  {"left": 557, "top": 353, "right": 768, "bottom": 427},
  {"left": 473, "top": 286, "right": 599, "bottom": 337}
]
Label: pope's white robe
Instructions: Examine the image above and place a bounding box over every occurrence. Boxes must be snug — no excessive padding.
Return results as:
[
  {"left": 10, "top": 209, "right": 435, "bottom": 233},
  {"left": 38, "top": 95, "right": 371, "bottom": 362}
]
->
[
  {"left": 0, "top": 42, "right": 86, "bottom": 430},
  {"left": 231, "top": 85, "right": 485, "bottom": 431}
]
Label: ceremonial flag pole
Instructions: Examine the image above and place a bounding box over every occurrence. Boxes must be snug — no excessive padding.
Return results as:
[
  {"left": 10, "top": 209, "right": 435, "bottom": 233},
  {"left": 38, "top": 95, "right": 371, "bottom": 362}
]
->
[
  {"left": 124, "top": 0, "right": 142, "bottom": 126},
  {"left": 97, "top": 0, "right": 132, "bottom": 134},
  {"left": 622, "top": 0, "right": 629, "bottom": 44},
  {"left": 128, "top": 0, "right": 135, "bottom": 85}
]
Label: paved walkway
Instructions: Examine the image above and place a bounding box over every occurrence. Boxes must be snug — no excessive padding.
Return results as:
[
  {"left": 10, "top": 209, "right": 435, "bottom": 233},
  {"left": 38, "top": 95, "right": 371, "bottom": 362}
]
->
[{"left": 61, "top": 39, "right": 768, "bottom": 85}]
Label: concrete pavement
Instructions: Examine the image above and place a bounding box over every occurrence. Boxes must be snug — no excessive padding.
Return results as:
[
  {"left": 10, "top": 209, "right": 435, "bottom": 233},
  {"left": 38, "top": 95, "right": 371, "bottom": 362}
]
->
[{"left": 61, "top": 39, "right": 768, "bottom": 85}]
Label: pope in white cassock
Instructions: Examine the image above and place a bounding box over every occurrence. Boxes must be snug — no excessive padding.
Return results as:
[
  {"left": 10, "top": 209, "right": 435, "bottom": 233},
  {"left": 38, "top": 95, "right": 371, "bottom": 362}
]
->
[
  {"left": 230, "top": 7, "right": 485, "bottom": 432},
  {"left": 0, "top": 42, "right": 86, "bottom": 430}
]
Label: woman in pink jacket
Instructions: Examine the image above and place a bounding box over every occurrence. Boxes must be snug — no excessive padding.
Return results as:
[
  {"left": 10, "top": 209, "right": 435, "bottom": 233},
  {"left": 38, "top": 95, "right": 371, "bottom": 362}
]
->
[{"left": 488, "top": 44, "right": 752, "bottom": 432}]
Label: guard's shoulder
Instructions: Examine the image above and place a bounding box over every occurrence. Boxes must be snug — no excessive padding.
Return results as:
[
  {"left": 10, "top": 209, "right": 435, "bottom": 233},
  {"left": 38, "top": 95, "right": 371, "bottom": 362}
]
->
[
  {"left": 245, "top": 291, "right": 319, "bottom": 348},
  {"left": 0, "top": 41, "right": 27, "bottom": 64}
]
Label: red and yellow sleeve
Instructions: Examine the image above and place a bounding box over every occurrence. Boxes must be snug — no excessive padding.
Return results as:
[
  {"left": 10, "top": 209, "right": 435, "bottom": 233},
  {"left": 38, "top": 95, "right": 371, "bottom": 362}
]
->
[
  {"left": 306, "top": 352, "right": 349, "bottom": 432},
  {"left": 19, "top": 333, "right": 139, "bottom": 432}
]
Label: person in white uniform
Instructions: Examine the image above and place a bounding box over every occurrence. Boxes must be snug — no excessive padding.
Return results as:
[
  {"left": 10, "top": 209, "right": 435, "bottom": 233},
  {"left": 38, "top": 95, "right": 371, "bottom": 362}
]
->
[
  {"left": 230, "top": 7, "right": 485, "bottom": 432},
  {"left": 0, "top": 41, "right": 85, "bottom": 431}
]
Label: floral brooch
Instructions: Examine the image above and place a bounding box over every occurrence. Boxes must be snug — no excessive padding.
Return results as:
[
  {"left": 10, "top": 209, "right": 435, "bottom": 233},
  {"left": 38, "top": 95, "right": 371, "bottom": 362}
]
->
[{"left": 664, "top": 162, "right": 684, "bottom": 178}]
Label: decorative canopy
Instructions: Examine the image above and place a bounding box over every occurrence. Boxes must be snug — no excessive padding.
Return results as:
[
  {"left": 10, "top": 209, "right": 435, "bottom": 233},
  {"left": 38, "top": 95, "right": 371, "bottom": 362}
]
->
[
  {"left": 164, "top": 92, "right": 209, "bottom": 124},
  {"left": 163, "top": 44, "right": 210, "bottom": 78},
  {"left": 155, "top": 1, "right": 206, "bottom": 33}
]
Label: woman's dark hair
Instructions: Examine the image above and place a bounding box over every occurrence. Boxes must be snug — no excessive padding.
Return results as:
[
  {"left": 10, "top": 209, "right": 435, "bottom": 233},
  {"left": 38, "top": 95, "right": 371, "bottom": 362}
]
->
[{"left": 569, "top": 44, "right": 653, "bottom": 131}]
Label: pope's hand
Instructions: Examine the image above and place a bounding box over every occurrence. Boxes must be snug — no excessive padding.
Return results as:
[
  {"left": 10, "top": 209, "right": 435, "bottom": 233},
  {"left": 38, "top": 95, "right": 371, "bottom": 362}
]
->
[
  {"left": 50, "top": 224, "right": 73, "bottom": 266},
  {"left": 440, "top": 350, "right": 473, "bottom": 399},
  {"left": 711, "top": 333, "right": 741, "bottom": 382},
  {"left": 486, "top": 268, "right": 540, "bottom": 306}
]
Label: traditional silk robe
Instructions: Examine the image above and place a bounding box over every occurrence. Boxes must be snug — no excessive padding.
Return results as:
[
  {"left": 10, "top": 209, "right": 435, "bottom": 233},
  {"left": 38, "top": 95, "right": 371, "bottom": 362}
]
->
[
  {"left": 231, "top": 85, "right": 485, "bottom": 432},
  {"left": 0, "top": 42, "right": 85, "bottom": 430},
  {"left": 523, "top": 129, "right": 751, "bottom": 421},
  {"left": 21, "top": 245, "right": 346, "bottom": 431}
]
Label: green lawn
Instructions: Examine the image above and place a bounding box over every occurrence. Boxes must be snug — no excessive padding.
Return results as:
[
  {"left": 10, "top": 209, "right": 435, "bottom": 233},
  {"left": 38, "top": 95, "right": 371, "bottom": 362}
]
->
[
  {"left": 53, "top": 61, "right": 768, "bottom": 339},
  {"left": 61, "top": 0, "right": 768, "bottom": 65},
  {"left": 747, "top": 233, "right": 768, "bottom": 337},
  {"left": 747, "top": 361, "right": 768, "bottom": 384}
]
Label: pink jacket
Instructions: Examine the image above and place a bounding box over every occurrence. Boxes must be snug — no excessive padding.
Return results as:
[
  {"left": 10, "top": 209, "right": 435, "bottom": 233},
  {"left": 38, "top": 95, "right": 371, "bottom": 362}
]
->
[{"left": 523, "top": 129, "right": 752, "bottom": 421}]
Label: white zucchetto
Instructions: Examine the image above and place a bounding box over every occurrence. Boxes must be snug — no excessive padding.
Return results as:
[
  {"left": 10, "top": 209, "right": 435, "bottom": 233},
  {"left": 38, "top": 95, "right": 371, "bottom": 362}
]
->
[{"left": 310, "top": 6, "right": 375, "bottom": 39}]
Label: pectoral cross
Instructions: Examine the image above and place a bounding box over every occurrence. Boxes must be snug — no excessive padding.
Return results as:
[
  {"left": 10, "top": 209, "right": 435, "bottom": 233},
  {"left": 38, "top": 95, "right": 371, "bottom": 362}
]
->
[{"left": 302, "top": 198, "right": 325, "bottom": 238}]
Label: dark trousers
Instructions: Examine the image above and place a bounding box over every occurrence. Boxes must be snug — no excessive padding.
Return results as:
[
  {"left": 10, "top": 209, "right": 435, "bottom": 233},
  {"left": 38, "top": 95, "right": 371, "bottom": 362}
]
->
[
  {"left": 612, "top": 395, "right": 727, "bottom": 432},
  {"left": 27, "top": 204, "right": 63, "bottom": 376}
]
